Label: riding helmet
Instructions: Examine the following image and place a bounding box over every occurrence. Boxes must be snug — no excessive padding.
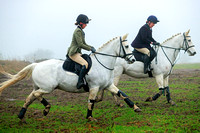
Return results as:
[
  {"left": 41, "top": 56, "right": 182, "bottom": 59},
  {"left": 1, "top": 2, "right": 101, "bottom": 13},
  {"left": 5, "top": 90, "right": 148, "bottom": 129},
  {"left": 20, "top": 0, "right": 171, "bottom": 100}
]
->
[
  {"left": 147, "top": 15, "right": 159, "bottom": 24},
  {"left": 76, "top": 14, "right": 91, "bottom": 24}
]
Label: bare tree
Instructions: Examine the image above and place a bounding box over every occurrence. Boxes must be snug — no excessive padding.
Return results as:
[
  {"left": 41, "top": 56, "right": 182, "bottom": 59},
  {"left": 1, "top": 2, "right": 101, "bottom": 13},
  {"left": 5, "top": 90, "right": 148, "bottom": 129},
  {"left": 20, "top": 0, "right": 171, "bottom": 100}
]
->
[{"left": 24, "top": 49, "right": 54, "bottom": 62}]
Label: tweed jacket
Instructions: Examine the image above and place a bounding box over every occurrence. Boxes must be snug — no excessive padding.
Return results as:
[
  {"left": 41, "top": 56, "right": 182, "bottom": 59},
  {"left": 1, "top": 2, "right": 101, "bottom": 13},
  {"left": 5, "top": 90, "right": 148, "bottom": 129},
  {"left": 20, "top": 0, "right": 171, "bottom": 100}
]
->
[{"left": 67, "top": 26, "right": 92, "bottom": 56}]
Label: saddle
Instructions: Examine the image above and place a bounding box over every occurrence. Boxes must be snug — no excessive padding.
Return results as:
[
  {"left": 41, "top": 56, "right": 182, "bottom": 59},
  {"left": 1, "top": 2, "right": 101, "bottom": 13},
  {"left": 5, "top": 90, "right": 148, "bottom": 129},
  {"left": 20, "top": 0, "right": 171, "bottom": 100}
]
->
[
  {"left": 132, "top": 48, "right": 157, "bottom": 77},
  {"left": 132, "top": 48, "right": 157, "bottom": 63},
  {"left": 63, "top": 54, "right": 92, "bottom": 75},
  {"left": 62, "top": 54, "right": 92, "bottom": 92}
]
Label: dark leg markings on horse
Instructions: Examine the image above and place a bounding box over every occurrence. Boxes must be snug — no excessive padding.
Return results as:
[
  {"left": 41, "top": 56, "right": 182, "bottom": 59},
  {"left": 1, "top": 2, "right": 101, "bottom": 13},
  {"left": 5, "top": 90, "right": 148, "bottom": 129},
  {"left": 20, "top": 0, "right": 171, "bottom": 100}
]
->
[
  {"left": 117, "top": 90, "right": 141, "bottom": 112},
  {"left": 41, "top": 98, "right": 51, "bottom": 116},
  {"left": 18, "top": 108, "right": 27, "bottom": 119},
  {"left": 86, "top": 99, "right": 96, "bottom": 121},
  {"left": 152, "top": 93, "right": 161, "bottom": 100},
  {"left": 18, "top": 91, "right": 36, "bottom": 120},
  {"left": 165, "top": 86, "right": 171, "bottom": 103},
  {"left": 165, "top": 86, "right": 176, "bottom": 106},
  {"left": 146, "top": 88, "right": 162, "bottom": 102}
]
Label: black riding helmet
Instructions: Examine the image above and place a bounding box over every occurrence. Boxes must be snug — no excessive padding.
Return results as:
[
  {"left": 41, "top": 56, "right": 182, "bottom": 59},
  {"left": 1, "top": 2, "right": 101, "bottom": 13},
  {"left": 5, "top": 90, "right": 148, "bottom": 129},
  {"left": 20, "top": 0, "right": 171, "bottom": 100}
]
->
[
  {"left": 147, "top": 15, "right": 159, "bottom": 24},
  {"left": 76, "top": 14, "right": 91, "bottom": 24}
]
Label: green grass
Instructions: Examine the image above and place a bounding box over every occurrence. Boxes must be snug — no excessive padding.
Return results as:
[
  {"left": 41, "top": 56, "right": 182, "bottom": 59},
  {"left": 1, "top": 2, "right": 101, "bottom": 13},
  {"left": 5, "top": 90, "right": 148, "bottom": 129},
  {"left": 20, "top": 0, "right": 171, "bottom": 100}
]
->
[
  {"left": 174, "top": 63, "right": 200, "bottom": 69},
  {"left": 1, "top": 77, "right": 199, "bottom": 133},
  {"left": 0, "top": 64, "right": 200, "bottom": 132}
]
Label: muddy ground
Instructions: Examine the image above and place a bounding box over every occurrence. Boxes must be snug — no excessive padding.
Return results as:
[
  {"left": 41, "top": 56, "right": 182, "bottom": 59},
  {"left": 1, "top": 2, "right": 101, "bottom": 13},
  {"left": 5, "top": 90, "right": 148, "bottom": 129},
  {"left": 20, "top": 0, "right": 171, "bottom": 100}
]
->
[{"left": 0, "top": 69, "right": 199, "bottom": 116}]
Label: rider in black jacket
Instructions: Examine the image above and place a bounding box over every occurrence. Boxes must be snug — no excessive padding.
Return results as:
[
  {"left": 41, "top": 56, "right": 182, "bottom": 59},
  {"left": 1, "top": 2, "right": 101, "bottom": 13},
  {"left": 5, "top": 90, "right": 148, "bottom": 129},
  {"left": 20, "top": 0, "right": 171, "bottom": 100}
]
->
[{"left": 131, "top": 15, "right": 160, "bottom": 74}]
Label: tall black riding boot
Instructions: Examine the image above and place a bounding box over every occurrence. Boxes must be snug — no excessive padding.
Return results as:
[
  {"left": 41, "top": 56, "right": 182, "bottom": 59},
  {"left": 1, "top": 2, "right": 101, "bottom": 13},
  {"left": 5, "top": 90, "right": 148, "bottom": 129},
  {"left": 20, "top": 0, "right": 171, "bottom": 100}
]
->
[
  {"left": 77, "top": 65, "right": 87, "bottom": 89},
  {"left": 143, "top": 55, "right": 150, "bottom": 74}
]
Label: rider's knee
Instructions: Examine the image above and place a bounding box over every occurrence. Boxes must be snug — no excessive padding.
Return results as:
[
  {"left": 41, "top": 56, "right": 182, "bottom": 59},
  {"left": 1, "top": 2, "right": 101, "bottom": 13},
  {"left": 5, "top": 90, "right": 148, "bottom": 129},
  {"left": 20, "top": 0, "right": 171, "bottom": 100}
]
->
[{"left": 83, "top": 62, "right": 88, "bottom": 69}]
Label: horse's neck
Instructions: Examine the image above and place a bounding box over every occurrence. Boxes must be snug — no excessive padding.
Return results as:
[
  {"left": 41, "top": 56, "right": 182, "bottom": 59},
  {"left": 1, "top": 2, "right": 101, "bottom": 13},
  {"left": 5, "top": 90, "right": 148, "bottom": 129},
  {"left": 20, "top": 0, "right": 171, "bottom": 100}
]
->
[
  {"left": 114, "top": 58, "right": 126, "bottom": 85},
  {"left": 92, "top": 39, "right": 120, "bottom": 69},
  {"left": 157, "top": 35, "right": 183, "bottom": 64}
]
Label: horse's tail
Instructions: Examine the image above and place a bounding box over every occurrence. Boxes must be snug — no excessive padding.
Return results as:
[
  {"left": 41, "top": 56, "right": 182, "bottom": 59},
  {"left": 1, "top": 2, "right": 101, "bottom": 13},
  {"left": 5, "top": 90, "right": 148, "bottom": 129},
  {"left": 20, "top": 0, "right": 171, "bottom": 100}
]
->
[{"left": 0, "top": 63, "right": 37, "bottom": 95}]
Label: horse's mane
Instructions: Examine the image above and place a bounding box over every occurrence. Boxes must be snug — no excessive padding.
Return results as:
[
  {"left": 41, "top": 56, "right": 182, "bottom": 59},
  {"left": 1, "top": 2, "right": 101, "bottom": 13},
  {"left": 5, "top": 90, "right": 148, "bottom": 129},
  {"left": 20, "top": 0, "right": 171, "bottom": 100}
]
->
[
  {"left": 161, "top": 33, "right": 181, "bottom": 45},
  {"left": 97, "top": 37, "right": 118, "bottom": 51}
]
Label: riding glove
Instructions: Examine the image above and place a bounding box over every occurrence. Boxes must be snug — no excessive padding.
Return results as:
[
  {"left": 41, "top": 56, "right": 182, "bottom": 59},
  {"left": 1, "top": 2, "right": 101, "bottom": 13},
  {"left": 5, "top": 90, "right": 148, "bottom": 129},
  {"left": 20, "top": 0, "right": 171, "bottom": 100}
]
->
[
  {"left": 153, "top": 42, "right": 160, "bottom": 45},
  {"left": 91, "top": 47, "right": 96, "bottom": 53}
]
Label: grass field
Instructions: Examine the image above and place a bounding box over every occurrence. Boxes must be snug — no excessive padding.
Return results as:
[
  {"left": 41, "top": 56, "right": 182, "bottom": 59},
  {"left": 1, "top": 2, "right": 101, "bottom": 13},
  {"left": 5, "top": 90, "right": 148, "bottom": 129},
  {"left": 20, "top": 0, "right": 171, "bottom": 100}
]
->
[
  {"left": 0, "top": 61, "right": 199, "bottom": 132},
  {"left": 174, "top": 63, "right": 200, "bottom": 69}
]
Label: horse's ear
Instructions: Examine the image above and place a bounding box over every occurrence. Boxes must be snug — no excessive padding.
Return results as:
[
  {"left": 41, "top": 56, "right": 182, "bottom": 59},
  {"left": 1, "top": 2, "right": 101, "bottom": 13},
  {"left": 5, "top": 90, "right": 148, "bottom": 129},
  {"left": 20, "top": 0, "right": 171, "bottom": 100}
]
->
[
  {"left": 122, "top": 33, "right": 129, "bottom": 40},
  {"left": 185, "top": 29, "right": 190, "bottom": 36}
]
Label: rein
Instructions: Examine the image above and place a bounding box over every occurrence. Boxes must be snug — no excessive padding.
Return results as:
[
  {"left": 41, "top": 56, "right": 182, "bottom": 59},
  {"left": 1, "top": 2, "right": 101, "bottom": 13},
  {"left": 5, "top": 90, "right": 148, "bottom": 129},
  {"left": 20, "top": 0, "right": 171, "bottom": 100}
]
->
[
  {"left": 155, "top": 33, "right": 194, "bottom": 76},
  {"left": 92, "top": 37, "right": 131, "bottom": 71}
]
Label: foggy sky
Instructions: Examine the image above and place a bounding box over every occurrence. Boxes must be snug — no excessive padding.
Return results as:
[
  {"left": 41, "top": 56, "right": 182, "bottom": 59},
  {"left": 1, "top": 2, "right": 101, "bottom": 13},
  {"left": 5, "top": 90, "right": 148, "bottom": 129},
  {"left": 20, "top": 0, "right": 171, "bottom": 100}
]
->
[{"left": 0, "top": 0, "right": 200, "bottom": 63}]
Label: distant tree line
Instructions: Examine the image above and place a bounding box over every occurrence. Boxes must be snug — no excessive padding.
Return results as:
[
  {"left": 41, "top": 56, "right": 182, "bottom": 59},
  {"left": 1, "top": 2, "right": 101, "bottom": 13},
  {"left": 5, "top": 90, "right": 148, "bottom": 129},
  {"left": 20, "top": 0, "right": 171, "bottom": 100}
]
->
[
  {"left": 0, "top": 49, "right": 54, "bottom": 62},
  {"left": 24, "top": 49, "right": 54, "bottom": 62}
]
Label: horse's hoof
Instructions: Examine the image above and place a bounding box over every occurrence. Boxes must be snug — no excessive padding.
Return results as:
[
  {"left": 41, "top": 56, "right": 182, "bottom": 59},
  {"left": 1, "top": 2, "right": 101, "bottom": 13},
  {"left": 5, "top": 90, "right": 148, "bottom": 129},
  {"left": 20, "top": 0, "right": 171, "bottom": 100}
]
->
[
  {"left": 134, "top": 108, "right": 142, "bottom": 112},
  {"left": 87, "top": 116, "right": 97, "bottom": 122},
  {"left": 43, "top": 110, "right": 48, "bottom": 116},
  {"left": 170, "top": 101, "right": 177, "bottom": 106},
  {"left": 19, "top": 118, "right": 27, "bottom": 124},
  {"left": 145, "top": 97, "right": 153, "bottom": 102},
  {"left": 117, "top": 103, "right": 125, "bottom": 108}
]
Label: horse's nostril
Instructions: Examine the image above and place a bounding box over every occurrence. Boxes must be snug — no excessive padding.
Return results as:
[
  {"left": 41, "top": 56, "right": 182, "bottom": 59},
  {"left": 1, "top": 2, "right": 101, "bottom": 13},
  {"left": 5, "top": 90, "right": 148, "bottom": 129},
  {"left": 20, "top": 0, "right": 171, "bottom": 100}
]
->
[
  {"left": 193, "top": 52, "right": 196, "bottom": 55},
  {"left": 132, "top": 59, "right": 135, "bottom": 62}
]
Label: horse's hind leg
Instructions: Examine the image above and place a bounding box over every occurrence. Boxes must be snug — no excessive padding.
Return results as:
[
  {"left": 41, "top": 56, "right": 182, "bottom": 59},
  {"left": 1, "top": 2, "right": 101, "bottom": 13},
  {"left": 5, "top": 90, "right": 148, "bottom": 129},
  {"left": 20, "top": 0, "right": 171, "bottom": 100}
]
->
[
  {"left": 96, "top": 89, "right": 124, "bottom": 107},
  {"left": 18, "top": 90, "right": 38, "bottom": 120},
  {"left": 112, "top": 92, "right": 125, "bottom": 107},
  {"left": 95, "top": 89, "right": 104, "bottom": 102},
  {"left": 33, "top": 90, "right": 51, "bottom": 116},
  {"left": 18, "top": 89, "right": 51, "bottom": 120},
  {"left": 107, "top": 84, "right": 141, "bottom": 112}
]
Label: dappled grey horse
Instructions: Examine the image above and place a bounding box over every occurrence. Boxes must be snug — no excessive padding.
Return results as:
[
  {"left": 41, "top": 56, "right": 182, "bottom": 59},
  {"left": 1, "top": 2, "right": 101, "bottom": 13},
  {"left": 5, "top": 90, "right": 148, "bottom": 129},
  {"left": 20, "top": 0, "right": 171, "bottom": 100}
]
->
[
  {"left": 0, "top": 34, "right": 141, "bottom": 122},
  {"left": 97, "top": 30, "right": 196, "bottom": 106}
]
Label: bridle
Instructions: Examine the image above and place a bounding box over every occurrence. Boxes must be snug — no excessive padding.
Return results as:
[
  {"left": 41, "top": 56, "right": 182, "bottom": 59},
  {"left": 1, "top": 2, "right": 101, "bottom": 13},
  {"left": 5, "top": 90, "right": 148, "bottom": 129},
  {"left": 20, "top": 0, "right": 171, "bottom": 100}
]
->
[
  {"left": 92, "top": 37, "right": 132, "bottom": 70},
  {"left": 155, "top": 33, "right": 195, "bottom": 76},
  {"left": 182, "top": 33, "right": 195, "bottom": 52}
]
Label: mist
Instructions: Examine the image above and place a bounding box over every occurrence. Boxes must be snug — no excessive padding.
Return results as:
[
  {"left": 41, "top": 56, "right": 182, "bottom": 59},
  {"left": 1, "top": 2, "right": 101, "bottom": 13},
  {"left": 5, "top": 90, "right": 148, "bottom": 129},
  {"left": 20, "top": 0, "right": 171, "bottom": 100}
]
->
[{"left": 0, "top": 0, "right": 199, "bottom": 63}]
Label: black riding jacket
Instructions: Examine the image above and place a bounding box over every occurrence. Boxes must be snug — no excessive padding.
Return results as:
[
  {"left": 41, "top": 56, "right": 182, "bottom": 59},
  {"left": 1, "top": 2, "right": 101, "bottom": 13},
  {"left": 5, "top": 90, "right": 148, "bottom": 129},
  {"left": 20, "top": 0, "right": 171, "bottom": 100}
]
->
[{"left": 131, "top": 24, "right": 156, "bottom": 50}]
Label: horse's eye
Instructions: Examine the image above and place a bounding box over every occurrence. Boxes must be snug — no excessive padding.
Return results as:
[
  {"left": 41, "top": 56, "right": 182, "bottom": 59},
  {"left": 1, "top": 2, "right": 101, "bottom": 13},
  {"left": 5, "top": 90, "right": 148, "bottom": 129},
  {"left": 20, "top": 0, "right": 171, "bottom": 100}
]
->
[{"left": 125, "top": 45, "right": 129, "bottom": 48}]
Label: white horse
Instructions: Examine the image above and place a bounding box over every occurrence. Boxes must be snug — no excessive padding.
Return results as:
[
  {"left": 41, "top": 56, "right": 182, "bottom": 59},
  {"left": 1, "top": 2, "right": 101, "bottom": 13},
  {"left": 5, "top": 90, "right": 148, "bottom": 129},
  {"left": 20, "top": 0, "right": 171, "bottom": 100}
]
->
[
  {"left": 0, "top": 34, "right": 141, "bottom": 122},
  {"left": 97, "top": 30, "right": 196, "bottom": 106}
]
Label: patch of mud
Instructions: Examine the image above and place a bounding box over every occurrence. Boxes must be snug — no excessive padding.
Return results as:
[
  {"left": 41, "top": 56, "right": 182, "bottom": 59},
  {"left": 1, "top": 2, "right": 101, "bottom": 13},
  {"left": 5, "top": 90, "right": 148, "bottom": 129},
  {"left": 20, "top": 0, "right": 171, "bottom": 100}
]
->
[{"left": 0, "top": 69, "right": 199, "bottom": 115}]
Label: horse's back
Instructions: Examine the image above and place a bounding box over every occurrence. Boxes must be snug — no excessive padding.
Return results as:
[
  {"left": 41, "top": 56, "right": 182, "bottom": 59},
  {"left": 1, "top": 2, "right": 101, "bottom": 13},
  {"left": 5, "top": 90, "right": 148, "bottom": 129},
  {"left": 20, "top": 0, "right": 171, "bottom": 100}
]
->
[
  {"left": 32, "top": 59, "right": 63, "bottom": 90},
  {"left": 32, "top": 59, "right": 85, "bottom": 93}
]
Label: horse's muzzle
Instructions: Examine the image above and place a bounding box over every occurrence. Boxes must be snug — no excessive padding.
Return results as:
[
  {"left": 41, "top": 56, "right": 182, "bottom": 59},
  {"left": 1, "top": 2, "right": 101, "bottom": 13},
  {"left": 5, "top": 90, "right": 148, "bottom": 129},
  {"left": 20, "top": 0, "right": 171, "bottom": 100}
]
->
[
  {"left": 132, "top": 59, "right": 136, "bottom": 63},
  {"left": 189, "top": 51, "right": 196, "bottom": 56},
  {"left": 127, "top": 58, "right": 135, "bottom": 64}
]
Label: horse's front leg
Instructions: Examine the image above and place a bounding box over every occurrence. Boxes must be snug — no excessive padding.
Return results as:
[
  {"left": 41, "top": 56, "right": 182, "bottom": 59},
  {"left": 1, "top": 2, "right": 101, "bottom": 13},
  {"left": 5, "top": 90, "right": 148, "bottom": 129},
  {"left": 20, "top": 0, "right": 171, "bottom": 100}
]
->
[
  {"left": 164, "top": 76, "right": 176, "bottom": 106},
  {"left": 86, "top": 87, "right": 99, "bottom": 121},
  {"left": 107, "top": 84, "right": 141, "bottom": 112},
  {"left": 146, "top": 74, "right": 163, "bottom": 102}
]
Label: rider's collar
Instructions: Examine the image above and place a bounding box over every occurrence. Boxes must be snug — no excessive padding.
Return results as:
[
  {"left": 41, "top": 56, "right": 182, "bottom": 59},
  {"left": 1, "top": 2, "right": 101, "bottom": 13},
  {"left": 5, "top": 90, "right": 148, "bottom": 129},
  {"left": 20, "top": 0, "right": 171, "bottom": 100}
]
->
[
  {"left": 145, "top": 23, "right": 152, "bottom": 30},
  {"left": 77, "top": 25, "right": 83, "bottom": 30}
]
